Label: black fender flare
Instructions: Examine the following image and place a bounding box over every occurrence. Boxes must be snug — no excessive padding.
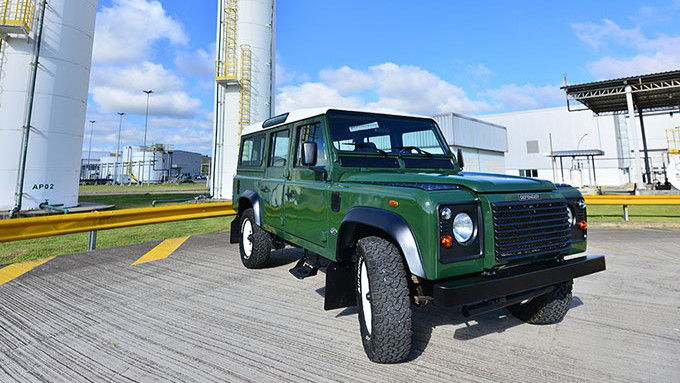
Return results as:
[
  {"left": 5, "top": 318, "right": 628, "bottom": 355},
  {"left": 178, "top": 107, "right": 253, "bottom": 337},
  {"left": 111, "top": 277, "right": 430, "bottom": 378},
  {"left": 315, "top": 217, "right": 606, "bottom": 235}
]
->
[
  {"left": 237, "top": 190, "right": 262, "bottom": 225},
  {"left": 230, "top": 190, "right": 262, "bottom": 244},
  {"left": 337, "top": 207, "right": 426, "bottom": 278}
]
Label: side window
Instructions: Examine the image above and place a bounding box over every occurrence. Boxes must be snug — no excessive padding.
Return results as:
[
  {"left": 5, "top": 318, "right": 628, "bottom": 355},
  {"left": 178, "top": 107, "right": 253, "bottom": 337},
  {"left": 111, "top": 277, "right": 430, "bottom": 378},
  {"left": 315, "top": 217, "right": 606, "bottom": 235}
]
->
[
  {"left": 239, "top": 134, "right": 265, "bottom": 166},
  {"left": 296, "top": 123, "right": 328, "bottom": 168},
  {"left": 269, "top": 129, "right": 290, "bottom": 167}
]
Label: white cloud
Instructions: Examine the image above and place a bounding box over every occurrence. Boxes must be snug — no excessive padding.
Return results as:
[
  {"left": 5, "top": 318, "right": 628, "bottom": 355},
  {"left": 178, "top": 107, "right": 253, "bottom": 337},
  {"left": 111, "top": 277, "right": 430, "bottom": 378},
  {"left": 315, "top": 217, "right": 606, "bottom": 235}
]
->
[
  {"left": 278, "top": 63, "right": 493, "bottom": 116},
  {"left": 276, "top": 82, "right": 362, "bottom": 113},
  {"left": 93, "top": 0, "right": 187, "bottom": 64},
  {"left": 91, "top": 62, "right": 201, "bottom": 117},
  {"left": 467, "top": 63, "right": 494, "bottom": 79},
  {"left": 571, "top": 18, "right": 680, "bottom": 78},
  {"left": 175, "top": 46, "right": 215, "bottom": 79},
  {"left": 480, "top": 83, "right": 563, "bottom": 110},
  {"left": 276, "top": 62, "right": 311, "bottom": 86},
  {"left": 319, "top": 66, "right": 374, "bottom": 94}
]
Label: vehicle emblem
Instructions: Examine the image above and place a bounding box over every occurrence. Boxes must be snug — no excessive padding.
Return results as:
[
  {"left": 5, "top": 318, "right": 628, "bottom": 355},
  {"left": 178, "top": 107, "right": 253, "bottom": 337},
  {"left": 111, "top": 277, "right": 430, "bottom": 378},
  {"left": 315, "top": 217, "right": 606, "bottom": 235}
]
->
[
  {"left": 330, "top": 228, "right": 338, "bottom": 235},
  {"left": 518, "top": 193, "right": 540, "bottom": 201}
]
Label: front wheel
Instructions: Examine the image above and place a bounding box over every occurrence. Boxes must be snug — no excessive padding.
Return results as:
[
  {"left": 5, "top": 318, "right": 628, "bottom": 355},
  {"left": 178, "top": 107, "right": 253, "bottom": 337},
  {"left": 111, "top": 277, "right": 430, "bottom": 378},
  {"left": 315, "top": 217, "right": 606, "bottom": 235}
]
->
[
  {"left": 507, "top": 280, "right": 573, "bottom": 324},
  {"left": 238, "top": 208, "right": 271, "bottom": 269},
  {"left": 355, "top": 236, "right": 412, "bottom": 363}
]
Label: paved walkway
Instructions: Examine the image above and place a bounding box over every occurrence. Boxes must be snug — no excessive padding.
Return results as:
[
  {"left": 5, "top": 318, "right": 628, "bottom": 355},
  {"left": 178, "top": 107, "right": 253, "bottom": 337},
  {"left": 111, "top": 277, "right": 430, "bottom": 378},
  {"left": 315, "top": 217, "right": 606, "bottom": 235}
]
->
[{"left": 0, "top": 228, "right": 678, "bottom": 382}]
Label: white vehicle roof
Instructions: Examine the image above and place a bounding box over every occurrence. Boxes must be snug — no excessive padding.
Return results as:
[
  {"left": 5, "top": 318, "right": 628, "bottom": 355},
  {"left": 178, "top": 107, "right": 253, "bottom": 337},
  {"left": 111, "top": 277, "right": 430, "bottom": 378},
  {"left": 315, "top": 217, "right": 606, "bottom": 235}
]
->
[{"left": 240, "top": 107, "right": 433, "bottom": 136}]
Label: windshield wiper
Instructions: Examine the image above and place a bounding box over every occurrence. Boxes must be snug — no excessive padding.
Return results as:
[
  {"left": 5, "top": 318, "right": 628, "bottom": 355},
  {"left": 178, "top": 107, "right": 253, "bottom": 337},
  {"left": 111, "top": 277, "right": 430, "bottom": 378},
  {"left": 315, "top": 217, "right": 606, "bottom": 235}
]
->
[
  {"left": 341, "top": 142, "right": 389, "bottom": 157},
  {"left": 394, "top": 146, "right": 433, "bottom": 157}
]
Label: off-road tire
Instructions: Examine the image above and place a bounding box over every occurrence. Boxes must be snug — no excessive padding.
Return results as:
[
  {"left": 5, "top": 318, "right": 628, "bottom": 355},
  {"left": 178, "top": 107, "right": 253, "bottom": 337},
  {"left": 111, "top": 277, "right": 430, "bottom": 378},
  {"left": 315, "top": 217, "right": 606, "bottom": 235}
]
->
[
  {"left": 238, "top": 208, "right": 271, "bottom": 269},
  {"left": 507, "top": 280, "right": 573, "bottom": 324},
  {"left": 355, "top": 236, "right": 412, "bottom": 363}
]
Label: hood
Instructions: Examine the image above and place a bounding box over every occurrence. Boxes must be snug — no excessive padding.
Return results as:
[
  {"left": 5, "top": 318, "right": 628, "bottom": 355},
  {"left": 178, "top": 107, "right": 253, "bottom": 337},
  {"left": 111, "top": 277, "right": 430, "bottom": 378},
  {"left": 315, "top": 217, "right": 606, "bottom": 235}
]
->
[{"left": 340, "top": 171, "right": 555, "bottom": 193}]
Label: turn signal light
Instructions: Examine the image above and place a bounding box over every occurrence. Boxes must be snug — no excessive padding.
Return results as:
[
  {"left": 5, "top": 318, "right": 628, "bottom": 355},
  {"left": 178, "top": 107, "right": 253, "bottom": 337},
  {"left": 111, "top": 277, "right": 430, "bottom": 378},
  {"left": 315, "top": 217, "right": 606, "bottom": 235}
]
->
[
  {"left": 389, "top": 200, "right": 399, "bottom": 207},
  {"left": 440, "top": 234, "right": 453, "bottom": 248},
  {"left": 578, "top": 220, "right": 588, "bottom": 231}
]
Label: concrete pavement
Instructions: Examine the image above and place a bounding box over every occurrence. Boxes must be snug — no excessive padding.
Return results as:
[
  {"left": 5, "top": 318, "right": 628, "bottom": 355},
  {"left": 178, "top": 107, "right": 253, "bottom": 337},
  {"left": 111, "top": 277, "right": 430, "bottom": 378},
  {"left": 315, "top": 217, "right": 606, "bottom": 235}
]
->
[{"left": 0, "top": 228, "right": 678, "bottom": 382}]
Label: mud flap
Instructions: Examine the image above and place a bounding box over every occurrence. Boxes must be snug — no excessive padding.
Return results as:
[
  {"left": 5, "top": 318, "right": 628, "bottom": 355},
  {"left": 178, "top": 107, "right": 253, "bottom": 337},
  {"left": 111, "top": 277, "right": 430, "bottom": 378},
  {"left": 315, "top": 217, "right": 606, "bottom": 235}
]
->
[
  {"left": 324, "top": 262, "right": 356, "bottom": 310},
  {"left": 229, "top": 215, "right": 240, "bottom": 244}
]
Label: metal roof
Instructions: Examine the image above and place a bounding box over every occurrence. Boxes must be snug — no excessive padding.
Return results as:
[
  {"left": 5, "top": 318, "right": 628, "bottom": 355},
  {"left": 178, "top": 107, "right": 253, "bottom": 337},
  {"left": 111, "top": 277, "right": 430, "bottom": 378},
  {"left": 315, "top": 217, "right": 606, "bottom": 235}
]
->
[
  {"left": 240, "top": 107, "right": 432, "bottom": 136},
  {"left": 549, "top": 149, "right": 605, "bottom": 158},
  {"left": 561, "top": 70, "right": 680, "bottom": 114}
]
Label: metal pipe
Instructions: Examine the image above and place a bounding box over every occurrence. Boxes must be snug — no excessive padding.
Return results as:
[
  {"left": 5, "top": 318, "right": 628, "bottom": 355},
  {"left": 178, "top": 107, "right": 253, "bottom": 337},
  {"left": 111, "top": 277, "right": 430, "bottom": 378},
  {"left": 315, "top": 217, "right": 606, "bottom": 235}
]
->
[
  {"left": 142, "top": 90, "right": 153, "bottom": 185},
  {"left": 39, "top": 202, "right": 68, "bottom": 214},
  {"left": 114, "top": 112, "right": 125, "bottom": 184},
  {"left": 10, "top": 0, "right": 48, "bottom": 219},
  {"left": 625, "top": 86, "right": 645, "bottom": 189},
  {"left": 637, "top": 107, "right": 651, "bottom": 183},
  {"left": 87, "top": 120, "right": 95, "bottom": 180}
]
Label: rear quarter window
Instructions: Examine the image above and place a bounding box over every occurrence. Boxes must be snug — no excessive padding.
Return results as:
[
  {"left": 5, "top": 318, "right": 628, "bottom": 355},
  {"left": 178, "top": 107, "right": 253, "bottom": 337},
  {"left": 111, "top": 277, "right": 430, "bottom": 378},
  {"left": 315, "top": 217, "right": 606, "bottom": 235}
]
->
[{"left": 240, "top": 135, "right": 265, "bottom": 167}]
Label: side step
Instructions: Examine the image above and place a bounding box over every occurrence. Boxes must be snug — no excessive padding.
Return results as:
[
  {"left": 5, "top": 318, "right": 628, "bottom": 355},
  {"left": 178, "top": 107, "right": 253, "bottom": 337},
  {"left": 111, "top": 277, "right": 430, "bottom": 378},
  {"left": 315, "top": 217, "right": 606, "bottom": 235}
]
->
[{"left": 289, "top": 252, "right": 321, "bottom": 280}]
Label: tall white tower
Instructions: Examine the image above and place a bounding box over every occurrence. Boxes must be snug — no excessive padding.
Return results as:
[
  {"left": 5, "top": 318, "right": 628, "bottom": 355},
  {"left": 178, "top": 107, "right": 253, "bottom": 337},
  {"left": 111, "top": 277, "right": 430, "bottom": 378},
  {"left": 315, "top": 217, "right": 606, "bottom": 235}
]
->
[
  {"left": 0, "top": 0, "right": 98, "bottom": 213},
  {"left": 211, "top": 0, "right": 276, "bottom": 200}
]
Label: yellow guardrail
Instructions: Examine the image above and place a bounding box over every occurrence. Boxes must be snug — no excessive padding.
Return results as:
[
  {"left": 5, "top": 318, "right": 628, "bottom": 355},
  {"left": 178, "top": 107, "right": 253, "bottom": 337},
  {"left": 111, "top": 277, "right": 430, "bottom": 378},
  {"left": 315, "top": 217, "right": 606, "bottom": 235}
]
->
[
  {"left": 584, "top": 195, "right": 680, "bottom": 221},
  {"left": 0, "top": 202, "right": 236, "bottom": 243},
  {"left": 584, "top": 195, "right": 680, "bottom": 205}
]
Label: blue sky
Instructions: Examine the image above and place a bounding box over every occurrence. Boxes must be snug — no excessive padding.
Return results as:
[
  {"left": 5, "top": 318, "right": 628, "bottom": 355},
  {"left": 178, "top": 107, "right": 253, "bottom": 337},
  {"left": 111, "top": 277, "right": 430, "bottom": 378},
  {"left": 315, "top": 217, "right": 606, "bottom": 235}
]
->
[{"left": 86, "top": 0, "right": 680, "bottom": 155}]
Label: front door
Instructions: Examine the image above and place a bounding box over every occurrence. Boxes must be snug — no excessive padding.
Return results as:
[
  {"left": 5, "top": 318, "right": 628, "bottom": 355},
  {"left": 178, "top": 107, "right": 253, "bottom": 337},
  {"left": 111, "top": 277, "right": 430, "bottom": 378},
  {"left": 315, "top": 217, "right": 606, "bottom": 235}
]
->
[
  {"left": 262, "top": 127, "right": 291, "bottom": 231},
  {"left": 283, "top": 120, "right": 329, "bottom": 246}
]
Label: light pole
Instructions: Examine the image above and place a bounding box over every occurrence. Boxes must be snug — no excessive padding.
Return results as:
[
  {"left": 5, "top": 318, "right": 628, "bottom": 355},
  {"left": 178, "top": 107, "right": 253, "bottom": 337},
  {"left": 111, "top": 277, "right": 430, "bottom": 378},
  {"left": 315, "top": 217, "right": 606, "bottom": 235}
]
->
[
  {"left": 142, "top": 90, "right": 153, "bottom": 185},
  {"left": 577, "top": 133, "right": 589, "bottom": 151},
  {"left": 115, "top": 112, "right": 125, "bottom": 184},
  {"left": 87, "top": 120, "right": 95, "bottom": 180}
]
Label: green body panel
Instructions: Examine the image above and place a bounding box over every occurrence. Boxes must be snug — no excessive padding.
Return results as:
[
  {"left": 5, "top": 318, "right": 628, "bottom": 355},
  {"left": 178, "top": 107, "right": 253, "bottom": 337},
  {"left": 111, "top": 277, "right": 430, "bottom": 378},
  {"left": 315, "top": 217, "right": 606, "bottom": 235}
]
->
[{"left": 233, "top": 111, "right": 587, "bottom": 281}]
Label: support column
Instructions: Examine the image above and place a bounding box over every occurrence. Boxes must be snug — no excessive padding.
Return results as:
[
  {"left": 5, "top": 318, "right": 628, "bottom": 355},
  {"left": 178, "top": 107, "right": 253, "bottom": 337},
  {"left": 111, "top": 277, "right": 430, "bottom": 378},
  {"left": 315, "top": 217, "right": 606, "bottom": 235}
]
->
[
  {"left": 624, "top": 86, "right": 645, "bottom": 189},
  {"left": 637, "top": 109, "right": 651, "bottom": 183}
]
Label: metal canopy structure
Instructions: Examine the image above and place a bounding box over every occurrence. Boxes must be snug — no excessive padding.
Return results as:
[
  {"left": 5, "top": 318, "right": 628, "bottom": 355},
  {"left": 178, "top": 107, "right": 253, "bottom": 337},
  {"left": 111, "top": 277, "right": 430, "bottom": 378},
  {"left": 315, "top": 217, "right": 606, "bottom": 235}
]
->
[
  {"left": 562, "top": 70, "right": 680, "bottom": 115},
  {"left": 562, "top": 70, "right": 680, "bottom": 188},
  {"left": 549, "top": 150, "right": 604, "bottom": 187}
]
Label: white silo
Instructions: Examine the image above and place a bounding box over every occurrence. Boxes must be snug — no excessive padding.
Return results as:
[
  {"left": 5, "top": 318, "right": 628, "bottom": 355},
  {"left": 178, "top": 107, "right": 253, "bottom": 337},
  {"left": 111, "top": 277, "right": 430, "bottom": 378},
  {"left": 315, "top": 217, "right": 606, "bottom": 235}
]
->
[
  {"left": 0, "top": 0, "right": 98, "bottom": 215},
  {"left": 211, "top": 0, "right": 275, "bottom": 200}
]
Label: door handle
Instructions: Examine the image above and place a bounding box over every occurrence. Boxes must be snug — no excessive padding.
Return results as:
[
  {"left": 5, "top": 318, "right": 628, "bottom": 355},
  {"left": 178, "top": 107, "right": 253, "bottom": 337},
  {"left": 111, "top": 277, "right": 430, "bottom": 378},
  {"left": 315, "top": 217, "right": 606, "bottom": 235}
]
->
[{"left": 260, "top": 186, "right": 270, "bottom": 193}]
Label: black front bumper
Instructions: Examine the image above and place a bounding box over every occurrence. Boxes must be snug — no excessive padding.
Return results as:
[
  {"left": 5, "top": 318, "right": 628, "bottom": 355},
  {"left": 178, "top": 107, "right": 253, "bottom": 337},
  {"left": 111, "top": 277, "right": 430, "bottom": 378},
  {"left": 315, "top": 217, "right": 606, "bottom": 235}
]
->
[{"left": 433, "top": 255, "right": 605, "bottom": 307}]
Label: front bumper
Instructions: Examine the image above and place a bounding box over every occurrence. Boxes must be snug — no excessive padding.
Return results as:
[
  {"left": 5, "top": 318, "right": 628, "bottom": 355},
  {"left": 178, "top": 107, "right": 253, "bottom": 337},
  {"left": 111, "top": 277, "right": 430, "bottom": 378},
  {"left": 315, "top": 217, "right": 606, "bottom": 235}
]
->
[{"left": 432, "top": 255, "right": 605, "bottom": 307}]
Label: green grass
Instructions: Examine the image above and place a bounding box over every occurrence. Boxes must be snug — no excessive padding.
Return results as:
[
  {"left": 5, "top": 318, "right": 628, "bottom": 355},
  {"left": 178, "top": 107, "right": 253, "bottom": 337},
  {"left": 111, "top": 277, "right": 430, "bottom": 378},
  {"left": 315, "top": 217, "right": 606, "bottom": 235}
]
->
[
  {"left": 0, "top": 217, "right": 234, "bottom": 265},
  {"left": 587, "top": 205, "right": 680, "bottom": 222},
  {"left": 79, "top": 193, "right": 210, "bottom": 209},
  {"left": 79, "top": 183, "right": 209, "bottom": 194}
]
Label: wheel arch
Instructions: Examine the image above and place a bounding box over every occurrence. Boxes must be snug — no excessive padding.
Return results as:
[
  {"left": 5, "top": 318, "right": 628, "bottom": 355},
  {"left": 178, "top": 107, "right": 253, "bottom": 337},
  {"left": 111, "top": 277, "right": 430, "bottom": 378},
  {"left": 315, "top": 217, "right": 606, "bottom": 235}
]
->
[
  {"left": 336, "top": 207, "right": 426, "bottom": 279},
  {"left": 230, "top": 190, "right": 262, "bottom": 243}
]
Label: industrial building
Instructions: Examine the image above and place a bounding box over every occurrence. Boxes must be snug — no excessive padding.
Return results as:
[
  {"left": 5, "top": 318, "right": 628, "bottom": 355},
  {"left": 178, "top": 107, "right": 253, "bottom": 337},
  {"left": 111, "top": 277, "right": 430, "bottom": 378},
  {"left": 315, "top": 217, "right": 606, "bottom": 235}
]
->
[
  {"left": 0, "top": 0, "right": 97, "bottom": 214},
  {"left": 432, "top": 112, "right": 507, "bottom": 173},
  {"left": 97, "top": 145, "right": 203, "bottom": 184},
  {"left": 480, "top": 71, "right": 680, "bottom": 190}
]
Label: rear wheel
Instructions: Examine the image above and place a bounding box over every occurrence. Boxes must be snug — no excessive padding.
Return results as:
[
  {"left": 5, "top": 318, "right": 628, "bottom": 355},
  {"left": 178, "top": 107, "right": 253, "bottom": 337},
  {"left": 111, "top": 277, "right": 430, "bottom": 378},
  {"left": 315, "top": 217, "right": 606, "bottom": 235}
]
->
[
  {"left": 507, "top": 280, "right": 573, "bottom": 324},
  {"left": 238, "top": 208, "right": 271, "bottom": 269},
  {"left": 355, "top": 236, "right": 412, "bottom": 363}
]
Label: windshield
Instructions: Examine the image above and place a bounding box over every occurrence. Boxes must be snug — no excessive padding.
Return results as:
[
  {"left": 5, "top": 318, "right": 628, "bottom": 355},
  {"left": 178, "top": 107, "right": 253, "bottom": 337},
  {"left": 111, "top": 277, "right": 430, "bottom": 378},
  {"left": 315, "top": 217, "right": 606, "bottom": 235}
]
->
[{"left": 327, "top": 111, "right": 450, "bottom": 157}]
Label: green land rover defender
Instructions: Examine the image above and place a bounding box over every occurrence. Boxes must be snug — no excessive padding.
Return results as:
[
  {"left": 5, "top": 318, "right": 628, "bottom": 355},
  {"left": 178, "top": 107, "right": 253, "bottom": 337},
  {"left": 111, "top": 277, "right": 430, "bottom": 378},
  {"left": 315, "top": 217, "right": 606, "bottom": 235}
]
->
[{"left": 230, "top": 108, "right": 605, "bottom": 363}]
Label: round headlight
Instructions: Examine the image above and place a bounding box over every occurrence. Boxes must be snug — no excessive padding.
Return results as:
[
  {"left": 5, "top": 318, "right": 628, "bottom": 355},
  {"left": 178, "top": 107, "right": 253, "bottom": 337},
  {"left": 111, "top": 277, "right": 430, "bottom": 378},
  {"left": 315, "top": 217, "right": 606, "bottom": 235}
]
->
[
  {"left": 440, "top": 207, "right": 452, "bottom": 220},
  {"left": 452, "top": 212, "right": 474, "bottom": 243},
  {"left": 566, "top": 207, "right": 575, "bottom": 227}
]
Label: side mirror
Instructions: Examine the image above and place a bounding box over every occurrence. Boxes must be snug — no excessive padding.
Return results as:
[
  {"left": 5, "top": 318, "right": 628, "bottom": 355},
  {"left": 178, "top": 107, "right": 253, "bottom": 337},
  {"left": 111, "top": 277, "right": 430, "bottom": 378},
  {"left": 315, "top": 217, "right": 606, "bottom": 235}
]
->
[
  {"left": 457, "top": 148, "right": 465, "bottom": 169},
  {"left": 302, "top": 141, "right": 318, "bottom": 166}
]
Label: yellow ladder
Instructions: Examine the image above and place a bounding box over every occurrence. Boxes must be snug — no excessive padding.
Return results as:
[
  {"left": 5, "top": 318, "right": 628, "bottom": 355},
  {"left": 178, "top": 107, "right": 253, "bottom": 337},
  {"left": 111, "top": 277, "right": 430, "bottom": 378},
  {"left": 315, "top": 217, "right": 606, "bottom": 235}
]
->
[
  {"left": 0, "top": 0, "right": 35, "bottom": 35},
  {"left": 216, "top": 0, "right": 238, "bottom": 82},
  {"left": 239, "top": 44, "right": 252, "bottom": 130},
  {"left": 668, "top": 127, "right": 680, "bottom": 155}
]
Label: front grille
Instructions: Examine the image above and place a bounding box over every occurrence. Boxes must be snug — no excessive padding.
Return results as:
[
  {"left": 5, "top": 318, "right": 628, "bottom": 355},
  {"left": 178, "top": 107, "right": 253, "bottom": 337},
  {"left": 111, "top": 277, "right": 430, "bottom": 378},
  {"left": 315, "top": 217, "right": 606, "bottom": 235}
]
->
[{"left": 492, "top": 199, "right": 571, "bottom": 259}]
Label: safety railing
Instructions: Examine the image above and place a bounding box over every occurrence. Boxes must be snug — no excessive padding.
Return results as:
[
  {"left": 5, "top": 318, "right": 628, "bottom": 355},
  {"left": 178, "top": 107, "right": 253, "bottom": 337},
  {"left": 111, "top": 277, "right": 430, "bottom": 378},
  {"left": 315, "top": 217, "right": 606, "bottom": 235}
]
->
[
  {"left": 584, "top": 195, "right": 680, "bottom": 221},
  {"left": 0, "top": 202, "right": 236, "bottom": 249},
  {"left": 0, "top": 0, "right": 34, "bottom": 35}
]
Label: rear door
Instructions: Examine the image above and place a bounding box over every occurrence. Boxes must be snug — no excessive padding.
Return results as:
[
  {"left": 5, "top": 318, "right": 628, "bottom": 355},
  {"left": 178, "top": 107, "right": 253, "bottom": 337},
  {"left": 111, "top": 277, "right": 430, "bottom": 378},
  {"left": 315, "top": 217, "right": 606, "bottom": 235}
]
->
[
  {"left": 282, "top": 119, "right": 330, "bottom": 245},
  {"left": 262, "top": 127, "right": 291, "bottom": 231}
]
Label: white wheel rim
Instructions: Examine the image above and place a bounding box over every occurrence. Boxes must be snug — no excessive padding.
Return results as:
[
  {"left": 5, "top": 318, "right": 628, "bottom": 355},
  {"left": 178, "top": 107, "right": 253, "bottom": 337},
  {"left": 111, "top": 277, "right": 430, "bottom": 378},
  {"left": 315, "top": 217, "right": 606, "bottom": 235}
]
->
[
  {"left": 360, "top": 259, "right": 372, "bottom": 335},
  {"left": 241, "top": 218, "right": 253, "bottom": 259}
]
